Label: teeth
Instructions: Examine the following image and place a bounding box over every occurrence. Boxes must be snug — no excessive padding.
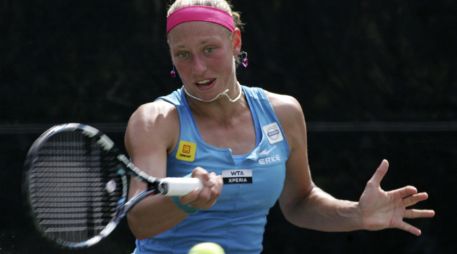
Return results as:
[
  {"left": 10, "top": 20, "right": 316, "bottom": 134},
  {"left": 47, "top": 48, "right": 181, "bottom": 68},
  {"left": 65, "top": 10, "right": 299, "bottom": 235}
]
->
[{"left": 197, "top": 80, "right": 211, "bottom": 85}]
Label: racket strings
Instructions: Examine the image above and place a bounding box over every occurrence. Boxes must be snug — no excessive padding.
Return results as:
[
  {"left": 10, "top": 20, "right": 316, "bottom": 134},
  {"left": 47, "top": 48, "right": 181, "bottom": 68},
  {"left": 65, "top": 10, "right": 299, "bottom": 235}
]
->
[{"left": 28, "top": 131, "right": 124, "bottom": 244}]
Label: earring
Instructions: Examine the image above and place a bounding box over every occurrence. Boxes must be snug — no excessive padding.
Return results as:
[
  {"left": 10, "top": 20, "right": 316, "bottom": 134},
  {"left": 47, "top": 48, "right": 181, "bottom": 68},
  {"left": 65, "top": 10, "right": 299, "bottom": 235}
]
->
[
  {"left": 240, "top": 51, "right": 248, "bottom": 68},
  {"left": 170, "top": 66, "right": 177, "bottom": 78}
]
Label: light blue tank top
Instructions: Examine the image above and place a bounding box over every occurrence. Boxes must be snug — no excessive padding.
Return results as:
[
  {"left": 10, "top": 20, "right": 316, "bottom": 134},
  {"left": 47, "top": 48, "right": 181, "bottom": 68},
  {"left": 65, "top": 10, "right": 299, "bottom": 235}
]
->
[{"left": 134, "top": 86, "right": 289, "bottom": 254}]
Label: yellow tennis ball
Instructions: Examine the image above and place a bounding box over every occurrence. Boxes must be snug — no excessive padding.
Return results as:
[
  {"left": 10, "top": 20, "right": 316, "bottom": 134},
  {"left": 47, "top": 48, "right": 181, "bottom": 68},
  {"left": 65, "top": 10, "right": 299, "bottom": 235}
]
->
[{"left": 188, "top": 242, "right": 225, "bottom": 254}]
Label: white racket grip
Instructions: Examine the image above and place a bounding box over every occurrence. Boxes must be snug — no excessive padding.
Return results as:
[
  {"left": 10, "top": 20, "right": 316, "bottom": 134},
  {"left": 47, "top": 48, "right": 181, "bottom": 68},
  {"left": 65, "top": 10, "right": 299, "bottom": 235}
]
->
[{"left": 158, "top": 177, "right": 203, "bottom": 196}]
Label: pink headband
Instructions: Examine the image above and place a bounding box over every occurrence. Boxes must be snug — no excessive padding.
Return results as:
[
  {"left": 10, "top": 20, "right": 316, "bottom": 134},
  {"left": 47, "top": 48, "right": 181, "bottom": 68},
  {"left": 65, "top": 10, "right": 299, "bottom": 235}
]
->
[{"left": 166, "top": 6, "right": 235, "bottom": 33}]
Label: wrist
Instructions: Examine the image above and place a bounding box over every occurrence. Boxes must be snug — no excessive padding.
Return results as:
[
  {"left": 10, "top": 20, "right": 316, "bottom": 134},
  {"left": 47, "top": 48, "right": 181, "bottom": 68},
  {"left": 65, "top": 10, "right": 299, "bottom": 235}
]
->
[
  {"left": 171, "top": 196, "right": 199, "bottom": 214},
  {"left": 336, "top": 200, "right": 364, "bottom": 230}
]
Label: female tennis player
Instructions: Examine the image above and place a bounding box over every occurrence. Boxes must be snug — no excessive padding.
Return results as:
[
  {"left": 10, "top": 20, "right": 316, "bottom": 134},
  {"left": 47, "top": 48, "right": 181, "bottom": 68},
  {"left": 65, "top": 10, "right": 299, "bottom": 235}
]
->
[{"left": 125, "top": 0, "right": 435, "bottom": 253}]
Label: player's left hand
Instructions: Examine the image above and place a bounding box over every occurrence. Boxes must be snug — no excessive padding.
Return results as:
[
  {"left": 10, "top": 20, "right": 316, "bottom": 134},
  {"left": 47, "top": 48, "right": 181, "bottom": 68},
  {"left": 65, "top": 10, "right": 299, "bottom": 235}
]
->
[{"left": 358, "top": 159, "right": 435, "bottom": 236}]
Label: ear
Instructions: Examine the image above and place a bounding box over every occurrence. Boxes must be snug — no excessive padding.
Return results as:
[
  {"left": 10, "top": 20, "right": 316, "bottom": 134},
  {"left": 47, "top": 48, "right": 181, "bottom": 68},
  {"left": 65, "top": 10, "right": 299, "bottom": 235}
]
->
[
  {"left": 231, "top": 28, "right": 242, "bottom": 55},
  {"left": 167, "top": 41, "right": 176, "bottom": 65}
]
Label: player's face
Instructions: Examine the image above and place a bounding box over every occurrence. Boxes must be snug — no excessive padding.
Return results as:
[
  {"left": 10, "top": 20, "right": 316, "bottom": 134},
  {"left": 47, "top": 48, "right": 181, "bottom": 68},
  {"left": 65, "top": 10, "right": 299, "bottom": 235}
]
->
[{"left": 168, "top": 22, "right": 241, "bottom": 102}]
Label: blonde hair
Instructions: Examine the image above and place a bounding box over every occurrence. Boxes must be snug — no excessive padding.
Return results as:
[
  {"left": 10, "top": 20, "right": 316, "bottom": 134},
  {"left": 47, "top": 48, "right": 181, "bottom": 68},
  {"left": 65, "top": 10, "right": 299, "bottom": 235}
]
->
[{"left": 167, "top": 0, "right": 244, "bottom": 31}]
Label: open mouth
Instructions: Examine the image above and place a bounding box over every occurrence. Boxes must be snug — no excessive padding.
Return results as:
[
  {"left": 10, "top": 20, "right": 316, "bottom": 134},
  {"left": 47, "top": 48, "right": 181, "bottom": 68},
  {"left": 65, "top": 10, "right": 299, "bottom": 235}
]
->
[{"left": 195, "top": 79, "right": 216, "bottom": 90}]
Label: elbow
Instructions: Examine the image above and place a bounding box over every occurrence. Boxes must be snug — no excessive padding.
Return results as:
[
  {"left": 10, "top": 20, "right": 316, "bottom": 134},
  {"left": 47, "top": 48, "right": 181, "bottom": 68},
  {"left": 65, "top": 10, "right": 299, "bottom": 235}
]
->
[
  {"left": 127, "top": 213, "right": 157, "bottom": 240},
  {"left": 279, "top": 198, "right": 306, "bottom": 227},
  {"left": 278, "top": 186, "right": 316, "bottom": 228},
  {"left": 279, "top": 204, "right": 302, "bottom": 227}
]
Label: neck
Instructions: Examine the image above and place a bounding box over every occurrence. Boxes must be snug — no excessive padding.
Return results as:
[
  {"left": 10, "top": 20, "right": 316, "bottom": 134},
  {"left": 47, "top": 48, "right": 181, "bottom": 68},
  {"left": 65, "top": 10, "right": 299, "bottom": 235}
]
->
[
  {"left": 185, "top": 83, "right": 247, "bottom": 121},
  {"left": 182, "top": 82, "right": 243, "bottom": 103}
]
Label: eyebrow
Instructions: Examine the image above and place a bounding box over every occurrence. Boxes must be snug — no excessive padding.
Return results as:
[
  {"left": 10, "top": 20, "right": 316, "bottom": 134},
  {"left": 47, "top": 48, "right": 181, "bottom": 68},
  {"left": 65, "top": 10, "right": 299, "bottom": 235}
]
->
[{"left": 171, "top": 39, "right": 217, "bottom": 50}]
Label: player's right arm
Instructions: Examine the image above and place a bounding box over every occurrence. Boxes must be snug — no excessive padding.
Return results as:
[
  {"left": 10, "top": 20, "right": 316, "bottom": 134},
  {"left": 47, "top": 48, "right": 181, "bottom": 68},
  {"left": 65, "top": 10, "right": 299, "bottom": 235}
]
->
[
  {"left": 125, "top": 100, "right": 187, "bottom": 239},
  {"left": 125, "top": 100, "right": 221, "bottom": 239}
]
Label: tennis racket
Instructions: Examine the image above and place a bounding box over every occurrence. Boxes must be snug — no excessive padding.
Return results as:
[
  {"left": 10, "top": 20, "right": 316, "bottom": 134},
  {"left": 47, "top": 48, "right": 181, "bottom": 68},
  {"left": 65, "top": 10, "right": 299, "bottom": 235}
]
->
[{"left": 24, "top": 123, "right": 202, "bottom": 249}]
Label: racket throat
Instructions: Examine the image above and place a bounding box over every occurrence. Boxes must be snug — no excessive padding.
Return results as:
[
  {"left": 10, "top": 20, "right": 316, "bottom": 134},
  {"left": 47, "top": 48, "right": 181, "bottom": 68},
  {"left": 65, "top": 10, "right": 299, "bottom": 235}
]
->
[
  {"left": 118, "top": 188, "right": 158, "bottom": 218},
  {"left": 148, "top": 182, "right": 161, "bottom": 194}
]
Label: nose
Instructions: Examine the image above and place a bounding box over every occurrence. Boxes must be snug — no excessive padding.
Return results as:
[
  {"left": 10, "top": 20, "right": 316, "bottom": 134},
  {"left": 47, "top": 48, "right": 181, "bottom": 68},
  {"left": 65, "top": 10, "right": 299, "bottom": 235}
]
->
[{"left": 191, "top": 54, "right": 207, "bottom": 75}]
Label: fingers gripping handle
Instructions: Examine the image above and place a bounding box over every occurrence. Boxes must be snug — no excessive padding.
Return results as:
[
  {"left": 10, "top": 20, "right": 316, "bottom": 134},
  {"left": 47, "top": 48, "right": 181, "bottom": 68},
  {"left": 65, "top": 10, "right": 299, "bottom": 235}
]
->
[{"left": 158, "top": 177, "right": 203, "bottom": 196}]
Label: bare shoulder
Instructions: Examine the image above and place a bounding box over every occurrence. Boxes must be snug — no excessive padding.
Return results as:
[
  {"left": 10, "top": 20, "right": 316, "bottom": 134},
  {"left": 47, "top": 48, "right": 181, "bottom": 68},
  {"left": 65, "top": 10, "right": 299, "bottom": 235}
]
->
[
  {"left": 125, "top": 100, "right": 179, "bottom": 155},
  {"left": 127, "top": 100, "right": 178, "bottom": 129},
  {"left": 265, "top": 91, "right": 305, "bottom": 128}
]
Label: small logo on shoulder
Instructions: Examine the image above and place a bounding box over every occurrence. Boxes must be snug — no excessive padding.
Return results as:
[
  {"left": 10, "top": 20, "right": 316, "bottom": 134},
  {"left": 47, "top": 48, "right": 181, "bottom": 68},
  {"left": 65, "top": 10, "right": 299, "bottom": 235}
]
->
[
  {"left": 262, "top": 122, "right": 283, "bottom": 144},
  {"left": 176, "top": 140, "right": 197, "bottom": 162}
]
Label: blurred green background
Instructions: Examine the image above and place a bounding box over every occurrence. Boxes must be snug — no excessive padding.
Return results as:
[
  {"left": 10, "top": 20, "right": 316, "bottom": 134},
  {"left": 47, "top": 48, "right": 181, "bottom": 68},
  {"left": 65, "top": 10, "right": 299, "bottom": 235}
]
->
[{"left": 1, "top": 0, "right": 455, "bottom": 253}]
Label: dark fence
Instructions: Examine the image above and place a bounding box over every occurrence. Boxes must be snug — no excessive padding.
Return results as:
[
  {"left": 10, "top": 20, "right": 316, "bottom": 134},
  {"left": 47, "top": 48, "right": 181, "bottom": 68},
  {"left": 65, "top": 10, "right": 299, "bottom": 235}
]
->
[{"left": 0, "top": 123, "right": 453, "bottom": 253}]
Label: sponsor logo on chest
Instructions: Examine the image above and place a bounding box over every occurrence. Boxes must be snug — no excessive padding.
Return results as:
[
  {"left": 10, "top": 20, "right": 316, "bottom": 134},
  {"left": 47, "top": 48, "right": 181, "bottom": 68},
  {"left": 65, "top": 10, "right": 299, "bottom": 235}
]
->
[
  {"left": 258, "top": 154, "right": 281, "bottom": 165},
  {"left": 222, "top": 169, "right": 253, "bottom": 184},
  {"left": 257, "top": 146, "right": 281, "bottom": 165}
]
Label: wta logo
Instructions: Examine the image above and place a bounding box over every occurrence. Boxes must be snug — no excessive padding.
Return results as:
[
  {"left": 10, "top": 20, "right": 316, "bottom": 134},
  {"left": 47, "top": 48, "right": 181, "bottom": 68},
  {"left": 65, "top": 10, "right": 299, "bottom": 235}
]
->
[{"left": 222, "top": 169, "right": 253, "bottom": 184}]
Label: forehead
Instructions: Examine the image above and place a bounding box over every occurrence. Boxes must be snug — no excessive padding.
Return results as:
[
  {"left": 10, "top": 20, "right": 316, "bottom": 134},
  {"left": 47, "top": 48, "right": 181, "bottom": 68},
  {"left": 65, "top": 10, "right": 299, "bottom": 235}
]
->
[{"left": 167, "top": 22, "right": 230, "bottom": 48}]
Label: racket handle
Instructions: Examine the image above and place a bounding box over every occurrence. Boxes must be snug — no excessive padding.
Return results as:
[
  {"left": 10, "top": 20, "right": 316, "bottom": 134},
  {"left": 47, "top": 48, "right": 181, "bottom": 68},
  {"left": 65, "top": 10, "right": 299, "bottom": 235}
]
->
[{"left": 158, "top": 177, "right": 203, "bottom": 196}]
